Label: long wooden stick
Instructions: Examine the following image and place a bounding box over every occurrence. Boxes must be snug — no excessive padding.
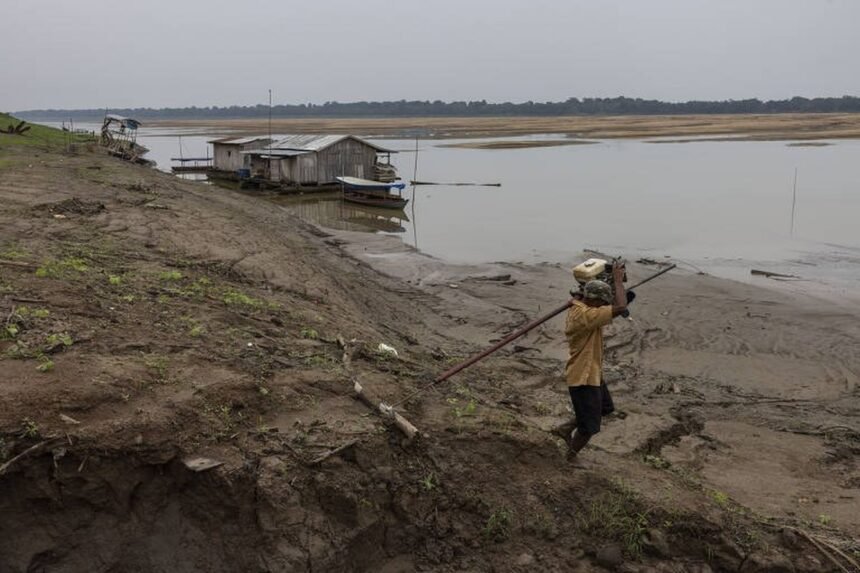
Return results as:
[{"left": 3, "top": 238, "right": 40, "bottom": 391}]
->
[
  {"left": 354, "top": 380, "right": 420, "bottom": 440},
  {"left": 391, "top": 263, "right": 677, "bottom": 408}
]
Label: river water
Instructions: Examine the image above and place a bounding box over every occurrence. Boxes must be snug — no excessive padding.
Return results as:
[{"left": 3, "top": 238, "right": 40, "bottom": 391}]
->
[{"left": 53, "top": 123, "right": 860, "bottom": 299}]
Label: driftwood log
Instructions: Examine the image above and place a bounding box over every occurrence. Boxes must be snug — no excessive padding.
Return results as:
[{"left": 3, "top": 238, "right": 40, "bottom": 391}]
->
[
  {"left": 751, "top": 269, "right": 800, "bottom": 280},
  {"left": 353, "top": 380, "right": 420, "bottom": 441}
]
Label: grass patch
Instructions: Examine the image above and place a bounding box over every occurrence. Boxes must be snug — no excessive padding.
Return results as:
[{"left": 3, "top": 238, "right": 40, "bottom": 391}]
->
[
  {"left": 159, "top": 270, "right": 183, "bottom": 281},
  {"left": 448, "top": 397, "right": 477, "bottom": 418},
  {"left": 300, "top": 327, "right": 319, "bottom": 340},
  {"left": 419, "top": 472, "right": 438, "bottom": 492},
  {"left": 144, "top": 354, "right": 170, "bottom": 383},
  {"left": 644, "top": 454, "right": 672, "bottom": 470},
  {"left": 301, "top": 353, "right": 338, "bottom": 369},
  {"left": 710, "top": 490, "right": 729, "bottom": 508},
  {"left": 579, "top": 479, "right": 651, "bottom": 558},
  {"left": 483, "top": 507, "right": 513, "bottom": 542},
  {"left": 203, "top": 402, "right": 244, "bottom": 440},
  {"left": 36, "top": 355, "right": 55, "bottom": 373},
  {"left": 0, "top": 245, "right": 27, "bottom": 260},
  {"left": 179, "top": 316, "right": 206, "bottom": 338},
  {"left": 20, "top": 418, "right": 40, "bottom": 438},
  {"left": 11, "top": 306, "right": 50, "bottom": 319},
  {"left": 222, "top": 287, "right": 276, "bottom": 309},
  {"left": 45, "top": 332, "right": 73, "bottom": 348},
  {"left": 35, "top": 257, "right": 89, "bottom": 278}
]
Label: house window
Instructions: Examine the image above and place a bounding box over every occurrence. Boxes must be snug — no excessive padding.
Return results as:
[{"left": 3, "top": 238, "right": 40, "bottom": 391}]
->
[{"left": 227, "top": 150, "right": 232, "bottom": 157}]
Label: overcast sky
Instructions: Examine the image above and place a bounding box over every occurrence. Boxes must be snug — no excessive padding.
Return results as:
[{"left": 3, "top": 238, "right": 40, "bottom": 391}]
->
[{"left": 3, "top": 0, "right": 859, "bottom": 110}]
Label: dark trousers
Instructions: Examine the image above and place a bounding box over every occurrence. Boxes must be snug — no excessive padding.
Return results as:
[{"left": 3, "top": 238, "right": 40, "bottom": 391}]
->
[{"left": 568, "top": 382, "right": 615, "bottom": 436}]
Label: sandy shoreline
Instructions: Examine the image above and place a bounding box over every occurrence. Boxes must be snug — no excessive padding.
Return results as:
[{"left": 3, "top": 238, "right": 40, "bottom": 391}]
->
[{"left": 149, "top": 113, "right": 860, "bottom": 140}]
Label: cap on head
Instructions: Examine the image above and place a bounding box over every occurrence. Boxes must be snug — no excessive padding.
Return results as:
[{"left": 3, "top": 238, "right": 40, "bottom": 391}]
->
[{"left": 583, "top": 280, "right": 613, "bottom": 304}]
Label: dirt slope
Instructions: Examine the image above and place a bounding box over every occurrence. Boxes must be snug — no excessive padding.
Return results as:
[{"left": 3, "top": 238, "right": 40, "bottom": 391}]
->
[{"left": 0, "top": 131, "right": 858, "bottom": 572}]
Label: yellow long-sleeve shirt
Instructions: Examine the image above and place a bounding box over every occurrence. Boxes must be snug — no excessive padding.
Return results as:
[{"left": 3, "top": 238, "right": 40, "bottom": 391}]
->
[{"left": 564, "top": 300, "right": 613, "bottom": 387}]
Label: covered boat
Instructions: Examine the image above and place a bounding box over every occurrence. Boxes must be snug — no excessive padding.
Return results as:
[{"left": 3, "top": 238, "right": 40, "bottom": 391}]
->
[{"left": 336, "top": 176, "right": 408, "bottom": 210}]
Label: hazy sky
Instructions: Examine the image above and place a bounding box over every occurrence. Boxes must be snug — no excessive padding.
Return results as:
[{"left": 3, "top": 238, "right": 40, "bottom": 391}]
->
[{"left": 3, "top": 0, "right": 859, "bottom": 110}]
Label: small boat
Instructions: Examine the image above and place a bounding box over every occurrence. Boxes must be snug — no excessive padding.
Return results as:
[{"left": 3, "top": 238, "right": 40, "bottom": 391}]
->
[
  {"left": 336, "top": 175, "right": 408, "bottom": 210},
  {"left": 335, "top": 176, "right": 406, "bottom": 191},
  {"left": 343, "top": 191, "right": 409, "bottom": 210}
]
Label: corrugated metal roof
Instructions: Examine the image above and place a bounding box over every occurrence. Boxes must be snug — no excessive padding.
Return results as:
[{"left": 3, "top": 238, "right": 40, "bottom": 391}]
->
[
  {"left": 241, "top": 149, "right": 309, "bottom": 157},
  {"left": 208, "top": 136, "right": 272, "bottom": 145},
  {"left": 269, "top": 134, "right": 395, "bottom": 153}
]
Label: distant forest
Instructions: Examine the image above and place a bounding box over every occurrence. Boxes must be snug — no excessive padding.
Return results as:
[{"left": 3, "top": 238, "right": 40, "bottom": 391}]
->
[{"left": 15, "top": 96, "right": 860, "bottom": 122}]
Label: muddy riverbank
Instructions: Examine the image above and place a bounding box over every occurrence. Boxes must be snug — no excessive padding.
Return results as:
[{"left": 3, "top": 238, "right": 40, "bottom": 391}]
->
[{"left": 1, "top": 129, "right": 858, "bottom": 572}]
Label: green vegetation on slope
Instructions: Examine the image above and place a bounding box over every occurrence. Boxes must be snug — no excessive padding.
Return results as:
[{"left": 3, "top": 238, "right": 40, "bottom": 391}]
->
[{"left": 0, "top": 112, "right": 95, "bottom": 149}]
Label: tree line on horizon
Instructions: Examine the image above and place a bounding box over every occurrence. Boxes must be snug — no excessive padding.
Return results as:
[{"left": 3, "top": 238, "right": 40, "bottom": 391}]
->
[{"left": 14, "top": 96, "right": 860, "bottom": 122}]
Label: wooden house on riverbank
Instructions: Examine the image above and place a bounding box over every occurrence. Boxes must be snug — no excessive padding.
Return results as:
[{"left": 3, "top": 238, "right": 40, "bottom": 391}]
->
[
  {"left": 243, "top": 134, "right": 397, "bottom": 187},
  {"left": 209, "top": 136, "right": 273, "bottom": 172}
]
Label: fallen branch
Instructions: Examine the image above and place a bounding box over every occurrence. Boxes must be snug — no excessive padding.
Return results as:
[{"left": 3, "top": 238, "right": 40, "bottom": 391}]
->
[
  {"left": 308, "top": 439, "right": 359, "bottom": 466},
  {"left": 0, "top": 438, "right": 63, "bottom": 476},
  {"left": 354, "top": 380, "right": 420, "bottom": 441},
  {"left": 788, "top": 526, "right": 857, "bottom": 573}
]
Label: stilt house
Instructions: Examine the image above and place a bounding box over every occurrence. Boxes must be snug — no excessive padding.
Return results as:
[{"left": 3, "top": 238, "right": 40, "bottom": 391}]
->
[{"left": 244, "top": 134, "right": 396, "bottom": 186}]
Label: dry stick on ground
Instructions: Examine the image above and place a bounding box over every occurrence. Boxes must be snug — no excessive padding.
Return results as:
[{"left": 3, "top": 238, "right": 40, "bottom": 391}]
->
[
  {"left": 0, "top": 438, "right": 63, "bottom": 476},
  {"left": 0, "top": 260, "right": 33, "bottom": 268},
  {"left": 789, "top": 527, "right": 855, "bottom": 573},
  {"left": 335, "top": 337, "right": 422, "bottom": 440},
  {"left": 308, "top": 439, "right": 359, "bottom": 466},
  {"left": 353, "top": 379, "right": 420, "bottom": 441},
  {"left": 763, "top": 523, "right": 860, "bottom": 573},
  {"left": 790, "top": 528, "right": 860, "bottom": 572}
]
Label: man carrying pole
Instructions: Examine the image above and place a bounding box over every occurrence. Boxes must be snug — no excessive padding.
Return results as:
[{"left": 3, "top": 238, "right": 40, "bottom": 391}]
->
[
  {"left": 384, "top": 260, "right": 673, "bottom": 443},
  {"left": 562, "top": 262, "right": 628, "bottom": 460}
]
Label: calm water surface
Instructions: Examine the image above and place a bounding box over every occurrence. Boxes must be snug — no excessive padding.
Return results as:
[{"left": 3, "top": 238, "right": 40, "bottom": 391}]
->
[{"left": 53, "top": 123, "right": 860, "bottom": 297}]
